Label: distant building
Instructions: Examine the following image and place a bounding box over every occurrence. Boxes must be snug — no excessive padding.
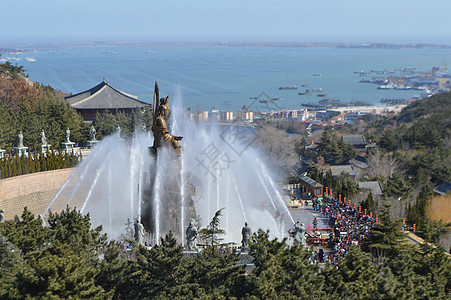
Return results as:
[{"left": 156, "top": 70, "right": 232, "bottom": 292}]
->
[
  {"left": 236, "top": 110, "right": 254, "bottom": 122},
  {"left": 193, "top": 111, "right": 209, "bottom": 121},
  {"left": 298, "top": 175, "right": 324, "bottom": 199},
  {"left": 220, "top": 111, "right": 234, "bottom": 122},
  {"left": 433, "top": 181, "right": 451, "bottom": 197},
  {"left": 342, "top": 135, "right": 376, "bottom": 153},
  {"left": 342, "top": 135, "right": 368, "bottom": 151},
  {"left": 348, "top": 155, "right": 370, "bottom": 171},
  {"left": 357, "top": 181, "right": 384, "bottom": 203},
  {"left": 65, "top": 80, "right": 149, "bottom": 121},
  {"left": 297, "top": 109, "right": 309, "bottom": 122},
  {"left": 329, "top": 165, "right": 358, "bottom": 180}
]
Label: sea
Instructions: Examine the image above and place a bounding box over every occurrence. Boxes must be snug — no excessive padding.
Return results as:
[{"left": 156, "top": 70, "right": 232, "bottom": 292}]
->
[{"left": 6, "top": 45, "right": 451, "bottom": 111}]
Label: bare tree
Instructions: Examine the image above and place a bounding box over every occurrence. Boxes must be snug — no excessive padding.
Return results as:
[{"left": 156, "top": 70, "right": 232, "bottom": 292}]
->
[
  {"left": 255, "top": 124, "right": 300, "bottom": 178},
  {"left": 367, "top": 150, "right": 400, "bottom": 179}
]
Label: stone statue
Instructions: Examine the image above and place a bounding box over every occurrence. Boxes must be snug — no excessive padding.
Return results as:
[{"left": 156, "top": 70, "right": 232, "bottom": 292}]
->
[
  {"left": 186, "top": 222, "right": 198, "bottom": 251},
  {"left": 41, "top": 130, "right": 47, "bottom": 146},
  {"left": 241, "top": 222, "right": 252, "bottom": 251},
  {"left": 151, "top": 82, "right": 183, "bottom": 156},
  {"left": 116, "top": 125, "right": 121, "bottom": 139},
  {"left": 0, "top": 210, "right": 4, "bottom": 223},
  {"left": 37, "top": 214, "right": 46, "bottom": 227},
  {"left": 66, "top": 128, "right": 71, "bottom": 142},
  {"left": 134, "top": 220, "right": 145, "bottom": 245},
  {"left": 291, "top": 221, "right": 306, "bottom": 246},
  {"left": 90, "top": 125, "right": 97, "bottom": 141},
  {"left": 18, "top": 131, "right": 24, "bottom": 147}
]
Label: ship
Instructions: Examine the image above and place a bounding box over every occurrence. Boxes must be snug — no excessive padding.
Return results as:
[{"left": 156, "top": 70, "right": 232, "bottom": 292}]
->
[
  {"left": 25, "top": 57, "right": 36, "bottom": 62},
  {"left": 279, "top": 86, "right": 297, "bottom": 90},
  {"left": 307, "top": 88, "right": 323, "bottom": 93}
]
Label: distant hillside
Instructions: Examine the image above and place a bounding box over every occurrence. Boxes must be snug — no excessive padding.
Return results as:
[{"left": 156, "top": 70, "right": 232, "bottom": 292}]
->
[
  {"left": 0, "top": 61, "right": 87, "bottom": 149},
  {"left": 0, "top": 61, "right": 68, "bottom": 110},
  {"left": 364, "top": 91, "right": 451, "bottom": 184},
  {"left": 396, "top": 91, "right": 451, "bottom": 123}
]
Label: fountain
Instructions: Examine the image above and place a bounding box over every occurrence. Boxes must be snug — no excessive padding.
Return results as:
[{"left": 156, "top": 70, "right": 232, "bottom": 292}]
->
[{"left": 46, "top": 82, "right": 294, "bottom": 245}]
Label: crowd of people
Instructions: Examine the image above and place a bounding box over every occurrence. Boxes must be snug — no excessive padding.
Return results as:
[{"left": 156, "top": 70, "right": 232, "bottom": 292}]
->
[{"left": 310, "top": 196, "right": 374, "bottom": 265}]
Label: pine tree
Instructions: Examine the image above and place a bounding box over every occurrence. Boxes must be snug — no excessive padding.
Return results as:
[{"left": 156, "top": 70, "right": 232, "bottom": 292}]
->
[
  {"left": 362, "top": 202, "right": 409, "bottom": 263},
  {"left": 199, "top": 208, "right": 226, "bottom": 249}
]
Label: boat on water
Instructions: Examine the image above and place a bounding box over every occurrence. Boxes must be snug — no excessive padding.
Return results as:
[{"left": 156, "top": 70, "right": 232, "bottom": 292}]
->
[
  {"left": 317, "top": 94, "right": 329, "bottom": 97},
  {"left": 313, "top": 73, "right": 323, "bottom": 77},
  {"left": 25, "top": 57, "right": 36, "bottom": 62},
  {"left": 307, "top": 88, "right": 323, "bottom": 93},
  {"left": 377, "top": 84, "right": 394, "bottom": 90},
  {"left": 301, "top": 84, "right": 311, "bottom": 87},
  {"left": 298, "top": 91, "right": 311, "bottom": 95},
  {"left": 249, "top": 96, "right": 258, "bottom": 99},
  {"left": 259, "top": 99, "right": 274, "bottom": 103},
  {"left": 279, "top": 86, "right": 297, "bottom": 90},
  {"left": 271, "top": 97, "right": 282, "bottom": 101}
]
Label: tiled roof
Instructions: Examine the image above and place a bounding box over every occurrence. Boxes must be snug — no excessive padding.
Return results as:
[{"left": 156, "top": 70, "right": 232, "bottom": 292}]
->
[
  {"left": 65, "top": 81, "right": 149, "bottom": 110},
  {"left": 348, "top": 155, "right": 369, "bottom": 169},
  {"left": 329, "top": 165, "right": 357, "bottom": 177},
  {"left": 357, "top": 181, "right": 383, "bottom": 195},
  {"left": 433, "top": 181, "right": 451, "bottom": 196},
  {"left": 299, "top": 175, "right": 323, "bottom": 188},
  {"left": 342, "top": 135, "right": 367, "bottom": 145}
]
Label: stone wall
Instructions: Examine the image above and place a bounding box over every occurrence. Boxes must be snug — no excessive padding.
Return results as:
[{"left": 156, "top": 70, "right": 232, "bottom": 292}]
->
[{"left": 0, "top": 168, "right": 74, "bottom": 220}]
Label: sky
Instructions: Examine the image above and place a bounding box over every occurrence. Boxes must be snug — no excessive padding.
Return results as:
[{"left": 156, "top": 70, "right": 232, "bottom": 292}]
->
[{"left": 1, "top": 0, "right": 451, "bottom": 44}]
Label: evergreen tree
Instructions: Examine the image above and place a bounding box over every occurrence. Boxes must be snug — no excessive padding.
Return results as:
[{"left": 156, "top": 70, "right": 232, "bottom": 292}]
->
[
  {"left": 199, "top": 208, "right": 226, "bottom": 249},
  {"left": 325, "top": 246, "right": 377, "bottom": 299},
  {"left": 362, "top": 202, "right": 408, "bottom": 263}
]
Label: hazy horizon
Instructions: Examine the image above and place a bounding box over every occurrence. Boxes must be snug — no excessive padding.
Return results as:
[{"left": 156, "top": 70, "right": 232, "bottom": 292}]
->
[
  {"left": 1, "top": 0, "right": 450, "bottom": 46},
  {"left": 2, "top": 35, "right": 450, "bottom": 47}
]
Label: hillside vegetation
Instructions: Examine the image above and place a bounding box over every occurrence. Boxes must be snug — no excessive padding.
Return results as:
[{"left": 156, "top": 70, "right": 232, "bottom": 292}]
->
[{"left": 0, "top": 61, "right": 89, "bottom": 150}]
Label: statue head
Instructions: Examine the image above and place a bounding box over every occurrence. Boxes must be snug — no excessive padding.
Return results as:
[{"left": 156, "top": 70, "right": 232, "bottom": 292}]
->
[
  {"left": 0, "top": 210, "right": 4, "bottom": 213},
  {"left": 158, "top": 96, "right": 170, "bottom": 117},
  {"left": 245, "top": 222, "right": 248, "bottom": 227}
]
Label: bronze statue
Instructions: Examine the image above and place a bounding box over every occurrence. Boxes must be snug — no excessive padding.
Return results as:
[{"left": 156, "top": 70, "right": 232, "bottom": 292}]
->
[
  {"left": 241, "top": 222, "right": 251, "bottom": 251},
  {"left": 90, "top": 126, "right": 97, "bottom": 141},
  {"left": 134, "top": 219, "right": 145, "bottom": 245},
  {"left": 151, "top": 82, "right": 183, "bottom": 156},
  {"left": 186, "top": 222, "right": 198, "bottom": 251}
]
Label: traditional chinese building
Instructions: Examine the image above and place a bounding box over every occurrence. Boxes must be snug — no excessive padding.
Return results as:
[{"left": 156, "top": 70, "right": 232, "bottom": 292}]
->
[
  {"left": 65, "top": 80, "right": 149, "bottom": 121},
  {"left": 298, "top": 175, "right": 324, "bottom": 199},
  {"left": 433, "top": 181, "right": 451, "bottom": 197}
]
